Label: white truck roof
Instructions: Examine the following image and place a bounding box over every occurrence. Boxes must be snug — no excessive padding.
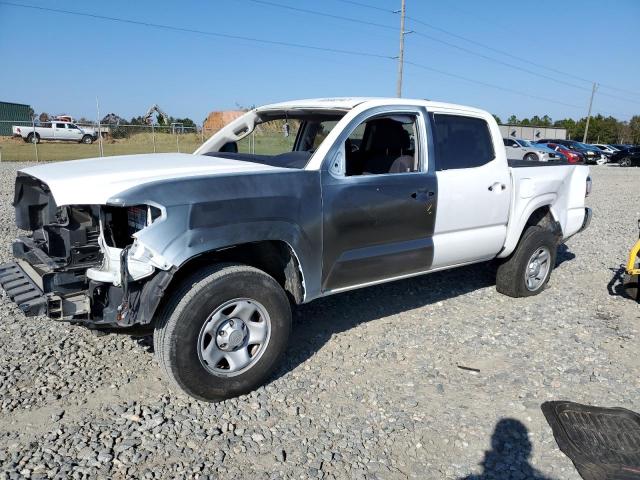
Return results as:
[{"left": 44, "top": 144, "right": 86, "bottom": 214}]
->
[{"left": 257, "top": 97, "right": 489, "bottom": 116}]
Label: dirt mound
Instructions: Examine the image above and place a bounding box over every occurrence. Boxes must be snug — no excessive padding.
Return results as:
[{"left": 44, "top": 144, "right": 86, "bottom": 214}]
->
[{"left": 203, "top": 110, "right": 245, "bottom": 135}]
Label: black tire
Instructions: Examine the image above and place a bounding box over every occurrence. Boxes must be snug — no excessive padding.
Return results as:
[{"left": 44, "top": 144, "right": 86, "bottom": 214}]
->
[
  {"left": 154, "top": 263, "right": 291, "bottom": 402},
  {"left": 81, "top": 135, "right": 93, "bottom": 144},
  {"left": 496, "top": 226, "right": 557, "bottom": 297},
  {"left": 623, "top": 274, "right": 639, "bottom": 301},
  {"left": 524, "top": 152, "right": 538, "bottom": 162},
  {"left": 27, "top": 133, "right": 39, "bottom": 144},
  {"left": 619, "top": 157, "right": 632, "bottom": 167}
]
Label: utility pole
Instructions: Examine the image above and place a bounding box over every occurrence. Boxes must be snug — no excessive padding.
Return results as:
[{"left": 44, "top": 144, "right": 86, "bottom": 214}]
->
[
  {"left": 396, "top": 0, "right": 406, "bottom": 97},
  {"left": 582, "top": 82, "right": 598, "bottom": 143}
]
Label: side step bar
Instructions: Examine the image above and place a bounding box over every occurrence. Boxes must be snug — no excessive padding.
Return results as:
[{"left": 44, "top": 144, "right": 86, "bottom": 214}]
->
[{"left": 0, "top": 261, "right": 47, "bottom": 316}]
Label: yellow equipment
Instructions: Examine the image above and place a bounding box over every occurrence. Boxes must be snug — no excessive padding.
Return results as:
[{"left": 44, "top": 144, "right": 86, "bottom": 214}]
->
[{"left": 623, "top": 220, "right": 640, "bottom": 300}]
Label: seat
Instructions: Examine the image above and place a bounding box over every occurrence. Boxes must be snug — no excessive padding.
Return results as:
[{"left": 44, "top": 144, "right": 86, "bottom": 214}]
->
[{"left": 360, "top": 119, "right": 413, "bottom": 174}]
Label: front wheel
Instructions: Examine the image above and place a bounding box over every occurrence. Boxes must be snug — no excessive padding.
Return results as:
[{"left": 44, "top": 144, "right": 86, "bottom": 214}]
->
[
  {"left": 81, "top": 135, "right": 93, "bottom": 144},
  {"left": 154, "top": 264, "right": 291, "bottom": 402},
  {"left": 524, "top": 152, "right": 538, "bottom": 162},
  {"left": 496, "top": 226, "right": 557, "bottom": 297}
]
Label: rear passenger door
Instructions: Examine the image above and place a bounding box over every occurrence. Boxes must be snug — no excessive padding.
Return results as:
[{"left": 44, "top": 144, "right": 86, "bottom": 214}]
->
[
  {"left": 429, "top": 112, "right": 511, "bottom": 268},
  {"left": 54, "top": 123, "right": 69, "bottom": 140}
]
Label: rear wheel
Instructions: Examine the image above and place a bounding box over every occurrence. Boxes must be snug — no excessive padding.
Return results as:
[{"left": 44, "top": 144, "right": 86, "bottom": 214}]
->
[
  {"left": 524, "top": 152, "right": 538, "bottom": 162},
  {"left": 154, "top": 263, "right": 291, "bottom": 402},
  {"left": 26, "top": 133, "right": 39, "bottom": 144},
  {"left": 496, "top": 226, "right": 557, "bottom": 297},
  {"left": 620, "top": 157, "right": 632, "bottom": 167}
]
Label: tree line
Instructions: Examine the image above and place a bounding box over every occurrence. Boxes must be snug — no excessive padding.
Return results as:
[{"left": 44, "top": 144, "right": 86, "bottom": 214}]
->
[{"left": 493, "top": 113, "right": 640, "bottom": 144}]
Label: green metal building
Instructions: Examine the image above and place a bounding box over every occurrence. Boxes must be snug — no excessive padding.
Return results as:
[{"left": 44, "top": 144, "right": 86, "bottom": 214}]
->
[{"left": 0, "top": 101, "right": 33, "bottom": 136}]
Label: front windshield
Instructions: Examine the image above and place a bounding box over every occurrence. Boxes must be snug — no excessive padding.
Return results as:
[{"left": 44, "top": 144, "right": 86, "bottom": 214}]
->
[
  {"left": 205, "top": 111, "right": 345, "bottom": 169},
  {"left": 519, "top": 139, "right": 533, "bottom": 147}
]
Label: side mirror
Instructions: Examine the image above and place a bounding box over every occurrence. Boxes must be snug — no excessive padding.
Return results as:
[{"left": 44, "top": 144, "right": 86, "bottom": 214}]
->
[{"left": 219, "top": 141, "right": 238, "bottom": 153}]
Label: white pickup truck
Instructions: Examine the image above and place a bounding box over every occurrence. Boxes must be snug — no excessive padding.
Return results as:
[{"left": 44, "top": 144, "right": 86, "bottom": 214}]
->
[
  {"left": 1, "top": 97, "right": 591, "bottom": 401},
  {"left": 12, "top": 121, "right": 97, "bottom": 144}
]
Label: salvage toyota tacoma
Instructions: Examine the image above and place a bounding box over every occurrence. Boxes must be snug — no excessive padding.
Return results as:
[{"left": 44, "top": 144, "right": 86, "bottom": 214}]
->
[{"left": 0, "top": 98, "right": 592, "bottom": 401}]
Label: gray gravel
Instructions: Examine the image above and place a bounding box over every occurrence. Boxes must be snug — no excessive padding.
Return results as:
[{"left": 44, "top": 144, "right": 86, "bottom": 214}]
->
[{"left": 0, "top": 162, "right": 639, "bottom": 479}]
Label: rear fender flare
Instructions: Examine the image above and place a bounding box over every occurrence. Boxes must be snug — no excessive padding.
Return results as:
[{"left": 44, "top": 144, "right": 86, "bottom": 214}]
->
[{"left": 499, "top": 195, "right": 559, "bottom": 258}]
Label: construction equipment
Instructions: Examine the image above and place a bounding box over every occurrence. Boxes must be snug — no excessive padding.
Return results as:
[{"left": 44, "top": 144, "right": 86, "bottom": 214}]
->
[
  {"left": 623, "top": 219, "right": 640, "bottom": 300},
  {"left": 142, "top": 104, "right": 169, "bottom": 125}
]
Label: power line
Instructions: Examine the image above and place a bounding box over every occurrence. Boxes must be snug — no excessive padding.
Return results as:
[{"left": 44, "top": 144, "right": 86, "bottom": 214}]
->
[
  {"left": 244, "top": 0, "right": 640, "bottom": 104},
  {"left": 0, "top": 1, "right": 394, "bottom": 60},
  {"left": 1, "top": 0, "right": 632, "bottom": 118},
  {"left": 330, "top": 0, "right": 640, "bottom": 99},
  {"left": 333, "top": 0, "right": 394, "bottom": 13},
  {"left": 403, "top": 60, "right": 586, "bottom": 111},
  {"left": 404, "top": 14, "right": 640, "bottom": 99},
  {"left": 246, "top": 0, "right": 396, "bottom": 31}
]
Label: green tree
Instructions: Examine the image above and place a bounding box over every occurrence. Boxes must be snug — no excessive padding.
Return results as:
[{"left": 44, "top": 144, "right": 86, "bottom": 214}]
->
[
  {"left": 507, "top": 115, "right": 518, "bottom": 125},
  {"left": 492, "top": 114, "right": 502, "bottom": 124}
]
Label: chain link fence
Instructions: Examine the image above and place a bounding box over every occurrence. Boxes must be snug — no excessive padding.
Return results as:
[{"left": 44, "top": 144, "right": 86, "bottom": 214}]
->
[{"left": 0, "top": 120, "right": 207, "bottom": 162}]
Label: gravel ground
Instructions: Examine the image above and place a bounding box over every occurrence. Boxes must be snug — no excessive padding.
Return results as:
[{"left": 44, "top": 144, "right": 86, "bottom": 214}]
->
[{"left": 0, "top": 162, "right": 638, "bottom": 479}]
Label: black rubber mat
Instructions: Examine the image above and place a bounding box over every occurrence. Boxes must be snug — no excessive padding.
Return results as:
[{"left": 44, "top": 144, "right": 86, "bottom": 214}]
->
[{"left": 541, "top": 401, "right": 640, "bottom": 480}]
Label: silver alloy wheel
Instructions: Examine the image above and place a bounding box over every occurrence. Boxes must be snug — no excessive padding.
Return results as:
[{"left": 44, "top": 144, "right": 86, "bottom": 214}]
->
[
  {"left": 525, "top": 247, "right": 551, "bottom": 291},
  {"left": 620, "top": 157, "right": 631, "bottom": 167},
  {"left": 197, "top": 298, "right": 271, "bottom": 377}
]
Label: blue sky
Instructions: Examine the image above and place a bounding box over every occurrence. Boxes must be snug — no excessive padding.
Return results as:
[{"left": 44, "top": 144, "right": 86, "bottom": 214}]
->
[{"left": 1, "top": 0, "right": 639, "bottom": 124}]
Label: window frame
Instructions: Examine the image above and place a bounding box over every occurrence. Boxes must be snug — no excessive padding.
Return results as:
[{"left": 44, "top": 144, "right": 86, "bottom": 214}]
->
[
  {"left": 428, "top": 112, "right": 496, "bottom": 171},
  {"left": 324, "top": 105, "right": 430, "bottom": 179}
]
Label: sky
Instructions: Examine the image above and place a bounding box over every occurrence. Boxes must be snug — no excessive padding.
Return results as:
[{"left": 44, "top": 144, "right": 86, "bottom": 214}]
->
[{"left": 1, "top": 0, "right": 639, "bottom": 124}]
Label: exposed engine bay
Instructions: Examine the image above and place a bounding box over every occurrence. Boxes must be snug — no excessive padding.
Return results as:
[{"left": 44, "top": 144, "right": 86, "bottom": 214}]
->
[{"left": 3, "top": 174, "right": 172, "bottom": 327}]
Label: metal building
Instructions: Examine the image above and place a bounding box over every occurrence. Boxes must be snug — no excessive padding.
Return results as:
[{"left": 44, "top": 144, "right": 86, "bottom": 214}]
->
[
  {"left": 499, "top": 124, "right": 567, "bottom": 141},
  {"left": 0, "top": 101, "right": 32, "bottom": 136}
]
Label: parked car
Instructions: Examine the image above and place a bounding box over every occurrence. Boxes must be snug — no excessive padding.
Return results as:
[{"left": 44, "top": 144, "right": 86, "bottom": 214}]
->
[
  {"left": 538, "top": 142, "right": 585, "bottom": 164},
  {"left": 12, "top": 121, "right": 97, "bottom": 144},
  {"left": 612, "top": 144, "right": 633, "bottom": 150},
  {"left": 592, "top": 144, "right": 619, "bottom": 156},
  {"left": 536, "top": 139, "right": 605, "bottom": 165},
  {"left": 0, "top": 97, "right": 592, "bottom": 401},
  {"left": 610, "top": 146, "right": 640, "bottom": 167},
  {"left": 503, "top": 137, "right": 564, "bottom": 162}
]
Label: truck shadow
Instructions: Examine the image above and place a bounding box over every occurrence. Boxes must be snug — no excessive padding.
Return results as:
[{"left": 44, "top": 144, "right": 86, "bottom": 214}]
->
[
  {"left": 275, "top": 245, "right": 576, "bottom": 382},
  {"left": 274, "top": 261, "right": 495, "bottom": 380}
]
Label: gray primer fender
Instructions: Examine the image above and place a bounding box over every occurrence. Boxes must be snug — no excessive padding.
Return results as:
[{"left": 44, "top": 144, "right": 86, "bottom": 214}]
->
[{"left": 107, "top": 169, "right": 323, "bottom": 301}]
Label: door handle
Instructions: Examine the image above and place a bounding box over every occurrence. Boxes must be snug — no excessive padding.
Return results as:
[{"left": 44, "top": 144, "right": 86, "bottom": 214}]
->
[
  {"left": 488, "top": 183, "right": 507, "bottom": 192},
  {"left": 411, "top": 190, "right": 435, "bottom": 199}
]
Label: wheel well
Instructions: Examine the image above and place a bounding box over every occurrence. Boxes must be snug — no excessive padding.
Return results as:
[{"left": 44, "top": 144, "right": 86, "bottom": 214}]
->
[
  {"left": 525, "top": 206, "right": 561, "bottom": 236},
  {"left": 167, "top": 240, "right": 305, "bottom": 305}
]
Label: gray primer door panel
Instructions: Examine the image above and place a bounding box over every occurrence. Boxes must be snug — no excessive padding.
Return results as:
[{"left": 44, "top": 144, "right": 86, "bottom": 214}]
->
[{"left": 320, "top": 171, "right": 437, "bottom": 291}]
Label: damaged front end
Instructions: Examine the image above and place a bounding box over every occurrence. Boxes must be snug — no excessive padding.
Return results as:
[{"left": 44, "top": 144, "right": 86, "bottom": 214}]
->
[{"left": 0, "top": 174, "right": 173, "bottom": 328}]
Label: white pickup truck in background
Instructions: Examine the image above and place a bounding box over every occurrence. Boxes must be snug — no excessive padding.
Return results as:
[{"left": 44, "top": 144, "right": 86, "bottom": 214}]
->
[{"left": 12, "top": 121, "right": 98, "bottom": 144}]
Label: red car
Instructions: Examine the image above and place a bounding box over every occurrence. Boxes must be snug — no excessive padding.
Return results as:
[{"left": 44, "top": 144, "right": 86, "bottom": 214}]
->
[{"left": 546, "top": 143, "right": 585, "bottom": 164}]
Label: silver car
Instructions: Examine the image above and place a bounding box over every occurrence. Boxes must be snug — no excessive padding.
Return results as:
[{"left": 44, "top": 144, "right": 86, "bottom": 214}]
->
[{"left": 503, "top": 138, "right": 563, "bottom": 162}]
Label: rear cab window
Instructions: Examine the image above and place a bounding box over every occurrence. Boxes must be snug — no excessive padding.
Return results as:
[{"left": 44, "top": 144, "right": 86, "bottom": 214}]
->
[{"left": 429, "top": 113, "right": 495, "bottom": 170}]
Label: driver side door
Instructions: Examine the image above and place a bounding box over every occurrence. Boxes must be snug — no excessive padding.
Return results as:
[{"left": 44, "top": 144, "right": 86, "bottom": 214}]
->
[{"left": 320, "top": 107, "right": 437, "bottom": 292}]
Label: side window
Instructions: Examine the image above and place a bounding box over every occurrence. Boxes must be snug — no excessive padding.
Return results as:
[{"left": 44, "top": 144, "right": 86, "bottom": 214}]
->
[
  {"left": 503, "top": 139, "right": 516, "bottom": 147},
  {"left": 430, "top": 114, "right": 495, "bottom": 170},
  {"left": 344, "top": 114, "right": 419, "bottom": 176},
  {"left": 55, "top": 123, "right": 66, "bottom": 129}
]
